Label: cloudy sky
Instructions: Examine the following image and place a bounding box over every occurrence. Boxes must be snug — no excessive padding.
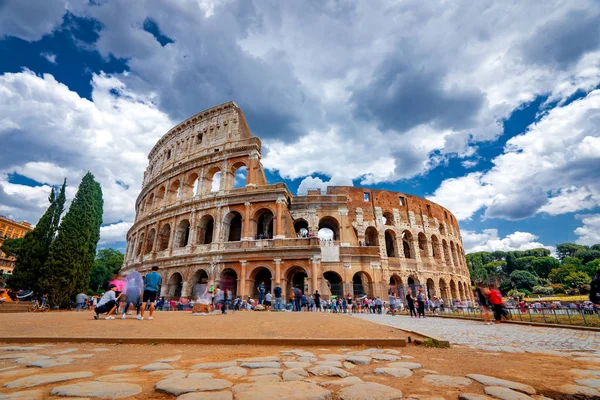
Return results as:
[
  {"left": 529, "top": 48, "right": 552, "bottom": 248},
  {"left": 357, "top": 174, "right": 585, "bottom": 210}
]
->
[{"left": 1, "top": 0, "right": 599, "bottom": 254}]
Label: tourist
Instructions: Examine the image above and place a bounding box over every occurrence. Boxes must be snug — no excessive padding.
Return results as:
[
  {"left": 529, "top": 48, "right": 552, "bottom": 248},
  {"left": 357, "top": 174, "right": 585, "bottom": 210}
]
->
[
  {"left": 388, "top": 291, "right": 397, "bottom": 316},
  {"left": 294, "top": 286, "right": 302, "bottom": 312},
  {"left": 439, "top": 298, "right": 445, "bottom": 312},
  {"left": 265, "top": 291, "right": 272, "bottom": 311},
  {"left": 94, "top": 284, "right": 121, "bottom": 320},
  {"left": 488, "top": 284, "right": 508, "bottom": 323},
  {"left": 375, "top": 296, "right": 383, "bottom": 314},
  {"left": 75, "top": 292, "right": 87, "bottom": 311},
  {"left": 274, "top": 283, "right": 283, "bottom": 311},
  {"left": 109, "top": 275, "right": 125, "bottom": 312},
  {"left": 234, "top": 297, "right": 242, "bottom": 311},
  {"left": 406, "top": 290, "right": 417, "bottom": 317},
  {"left": 342, "top": 296, "right": 347, "bottom": 313},
  {"left": 590, "top": 269, "right": 600, "bottom": 306},
  {"left": 140, "top": 266, "right": 162, "bottom": 321},
  {"left": 431, "top": 296, "right": 439, "bottom": 316},
  {"left": 475, "top": 283, "right": 492, "bottom": 325},
  {"left": 301, "top": 293, "right": 307, "bottom": 311},
  {"left": 257, "top": 281, "right": 265, "bottom": 305},
  {"left": 122, "top": 270, "right": 143, "bottom": 320},
  {"left": 314, "top": 290, "right": 321, "bottom": 312},
  {"left": 416, "top": 289, "right": 426, "bottom": 318}
]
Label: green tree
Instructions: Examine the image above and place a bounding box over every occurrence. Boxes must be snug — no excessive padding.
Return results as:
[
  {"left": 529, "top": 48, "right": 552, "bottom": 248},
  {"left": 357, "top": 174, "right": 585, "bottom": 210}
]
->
[
  {"left": 574, "top": 249, "right": 600, "bottom": 264},
  {"left": 556, "top": 243, "right": 587, "bottom": 261},
  {"left": 563, "top": 271, "right": 590, "bottom": 291},
  {"left": 548, "top": 265, "right": 576, "bottom": 284},
  {"left": 41, "top": 173, "right": 103, "bottom": 307},
  {"left": 584, "top": 259, "right": 600, "bottom": 277},
  {"left": 0, "top": 237, "right": 23, "bottom": 258},
  {"left": 10, "top": 181, "right": 66, "bottom": 292},
  {"left": 514, "top": 256, "right": 537, "bottom": 273},
  {"left": 509, "top": 270, "right": 539, "bottom": 291},
  {"left": 531, "top": 256, "right": 560, "bottom": 279},
  {"left": 505, "top": 253, "right": 518, "bottom": 275},
  {"left": 89, "top": 249, "right": 124, "bottom": 292}
]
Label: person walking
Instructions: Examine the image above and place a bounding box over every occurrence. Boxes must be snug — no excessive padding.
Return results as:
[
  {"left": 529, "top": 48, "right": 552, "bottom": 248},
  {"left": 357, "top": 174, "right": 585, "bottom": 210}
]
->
[
  {"left": 488, "top": 284, "right": 508, "bottom": 323},
  {"left": 406, "top": 290, "right": 417, "bottom": 317},
  {"left": 140, "top": 266, "right": 162, "bottom": 321},
  {"left": 294, "top": 286, "right": 302, "bottom": 312},
  {"left": 388, "top": 291, "right": 397, "bottom": 316},
  {"left": 94, "top": 284, "right": 121, "bottom": 320},
  {"left": 214, "top": 285, "right": 226, "bottom": 314},
  {"left": 274, "top": 283, "right": 283, "bottom": 311},
  {"left": 314, "top": 290, "right": 321, "bottom": 312},
  {"left": 475, "top": 283, "right": 492, "bottom": 325},
  {"left": 257, "top": 281, "right": 265, "bottom": 305},
  {"left": 416, "top": 289, "right": 426, "bottom": 318},
  {"left": 122, "top": 270, "right": 143, "bottom": 320},
  {"left": 75, "top": 292, "right": 87, "bottom": 311}
]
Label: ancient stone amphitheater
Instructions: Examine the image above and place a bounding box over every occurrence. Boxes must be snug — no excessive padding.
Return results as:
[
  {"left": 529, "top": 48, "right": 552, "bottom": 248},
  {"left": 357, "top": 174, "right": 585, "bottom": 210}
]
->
[{"left": 122, "top": 102, "right": 473, "bottom": 303}]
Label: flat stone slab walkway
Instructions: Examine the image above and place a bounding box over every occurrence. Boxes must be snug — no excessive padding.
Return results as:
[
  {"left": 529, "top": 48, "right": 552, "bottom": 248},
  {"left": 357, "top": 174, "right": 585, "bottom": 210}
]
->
[{"left": 355, "top": 314, "right": 600, "bottom": 352}]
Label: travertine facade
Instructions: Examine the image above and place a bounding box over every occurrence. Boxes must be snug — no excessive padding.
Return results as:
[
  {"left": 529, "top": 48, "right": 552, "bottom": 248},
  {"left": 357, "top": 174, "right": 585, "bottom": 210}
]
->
[
  {"left": 0, "top": 216, "right": 32, "bottom": 275},
  {"left": 122, "top": 102, "right": 473, "bottom": 303}
]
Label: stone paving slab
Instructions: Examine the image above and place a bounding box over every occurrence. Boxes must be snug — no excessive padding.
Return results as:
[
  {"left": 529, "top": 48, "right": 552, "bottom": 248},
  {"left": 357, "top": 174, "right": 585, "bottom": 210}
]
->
[
  {"left": 355, "top": 314, "right": 600, "bottom": 351},
  {"left": 51, "top": 381, "right": 143, "bottom": 398}
]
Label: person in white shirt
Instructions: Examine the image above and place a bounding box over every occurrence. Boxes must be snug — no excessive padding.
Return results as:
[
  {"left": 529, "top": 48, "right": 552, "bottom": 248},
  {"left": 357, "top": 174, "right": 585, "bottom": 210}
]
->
[
  {"left": 94, "top": 284, "right": 121, "bottom": 320},
  {"left": 265, "top": 292, "right": 273, "bottom": 312}
]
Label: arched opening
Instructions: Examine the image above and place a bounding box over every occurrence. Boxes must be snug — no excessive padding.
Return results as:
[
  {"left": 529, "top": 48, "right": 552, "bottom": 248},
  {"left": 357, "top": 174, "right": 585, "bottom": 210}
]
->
[
  {"left": 439, "top": 278, "right": 449, "bottom": 302},
  {"left": 442, "top": 239, "right": 452, "bottom": 267},
  {"left": 223, "top": 211, "right": 243, "bottom": 242},
  {"left": 196, "top": 215, "right": 214, "bottom": 244},
  {"left": 174, "top": 219, "right": 191, "bottom": 248},
  {"left": 183, "top": 173, "right": 199, "bottom": 199},
  {"left": 365, "top": 227, "right": 379, "bottom": 246},
  {"left": 145, "top": 229, "right": 156, "bottom": 254},
  {"left": 407, "top": 275, "right": 420, "bottom": 294},
  {"left": 168, "top": 179, "right": 181, "bottom": 203},
  {"left": 167, "top": 273, "right": 183, "bottom": 300},
  {"left": 232, "top": 162, "right": 247, "bottom": 189},
  {"left": 431, "top": 235, "right": 440, "bottom": 259},
  {"left": 383, "top": 211, "right": 394, "bottom": 226},
  {"left": 426, "top": 278, "right": 435, "bottom": 300},
  {"left": 156, "top": 186, "right": 166, "bottom": 208},
  {"left": 254, "top": 208, "right": 274, "bottom": 239},
  {"left": 389, "top": 274, "right": 403, "bottom": 298},
  {"left": 158, "top": 224, "right": 171, "bottom": 251},
  {"left": 323, "top": 271, "right": 343, "bottom": 298},
  {"left": 251, "top": 267, "right": 272, "bottom": 298},
  {"left": 458, "top": 281, "right": 465, "bottom": 301},
  {"left": 146, "top": 193, "right": 154, "bottom": 213},
  {"left": 287, "top": 267, "right": 308, "bottom": 296},
  {"left": 385, "top": 230, "right": 397, "bottom": 257},
  {"left": 418, "top": 232, "right": 428, "bottom": 258},
  {"left": 450, "top": 241, "right": 458, "bottom": 269},
  {"left": 402, "top": 231, "right": 413, "bottom": 259},
  {"left": 294, "top": 219, "right": 309, "bottom": 238},
  {"left": 450, "top": 280, "right": 458, "bottom": 302},
  {"left": 191, "top": 269, "right": 209, "bottom": 299},
  {"left": 352, "top": 271, "right": 372, "bottom": 297},
  {"left": 135, "top": 233, "right": 144, "bottom": 257},
  {"left": 220, "top": 268, "right": 238, "bottom": 299},
  {"left": 211, "top": 171, "right": 221, "bottom": 192},
  {"left": 318, "top": 217, "right": 340, "bottom": 241},
  {"left": 204, "top": 167, "right": 221, "bottom": 194},
  {"left": 439, "top": 222, "right": 446, "bottom": 236}
]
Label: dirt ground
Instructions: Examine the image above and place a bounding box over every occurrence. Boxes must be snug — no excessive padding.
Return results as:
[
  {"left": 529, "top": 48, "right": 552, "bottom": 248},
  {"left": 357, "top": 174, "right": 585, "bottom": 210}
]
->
[
  {"left": 0, "top": 341, "right": 595, "bottom": 399},
  {"left": 0, "top": 311, "right": 408, "bottom": 339}
]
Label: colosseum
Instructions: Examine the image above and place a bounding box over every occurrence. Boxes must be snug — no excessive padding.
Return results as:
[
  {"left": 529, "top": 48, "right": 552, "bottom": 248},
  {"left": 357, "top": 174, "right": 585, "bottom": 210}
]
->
[{"left": 121, "top": 101, "right": 473, "bottom": 304}]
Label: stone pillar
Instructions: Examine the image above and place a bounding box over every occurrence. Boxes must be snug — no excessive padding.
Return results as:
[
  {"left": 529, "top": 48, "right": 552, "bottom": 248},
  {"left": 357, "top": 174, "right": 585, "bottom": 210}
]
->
[
  {"left": 181, "top": 282, "right": 190, "bottom": 298},
  {"left": 311, "top": 256, "right": 320, "bottom": 295},
  {"left": 242, "top": 202, "right": 252, "bottom": 240},
  {"left": 338, "top": 208, "right": 349, "bottom": 246},
  {"left": 274, "top": 258, "right": 282, "bottom": 284},
  {"left": 188, "top": 211, "right": 197, "bottom": 247},
  {"left": 274, "top": 197, "right": 286, "bottom": 239},
  {"left": 240, "top": 260, "right": 248, "bottom": 298},
  {"left": 152, "top": 223, "right": 160, "bottom": 253},
  {"left": 247, "top": 151, "right": 259, "bottom": 187}
]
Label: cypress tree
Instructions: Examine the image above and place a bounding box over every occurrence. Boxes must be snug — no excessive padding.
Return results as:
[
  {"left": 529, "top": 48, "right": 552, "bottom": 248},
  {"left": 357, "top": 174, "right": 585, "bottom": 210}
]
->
[
  {"left": 10, "top": 180, "right": 66, "bottom": 293},
  {"left": 42, "top": 173, "right": 103, "bottom": 307}
]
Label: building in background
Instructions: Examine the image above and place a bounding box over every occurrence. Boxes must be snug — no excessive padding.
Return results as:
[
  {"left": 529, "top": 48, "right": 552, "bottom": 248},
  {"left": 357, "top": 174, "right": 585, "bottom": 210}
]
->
[
  {"left": 0, "top": 216, "right": 32, "bottom": 275},
  {"left": 122, "top": 102, "right": 473, "bottom": 303}
]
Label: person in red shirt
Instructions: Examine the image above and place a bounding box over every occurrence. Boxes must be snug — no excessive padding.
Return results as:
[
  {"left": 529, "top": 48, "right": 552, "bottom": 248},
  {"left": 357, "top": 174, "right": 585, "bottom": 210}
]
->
[{"left": 488, "top": 284, "right": 508, "bottom": 323}]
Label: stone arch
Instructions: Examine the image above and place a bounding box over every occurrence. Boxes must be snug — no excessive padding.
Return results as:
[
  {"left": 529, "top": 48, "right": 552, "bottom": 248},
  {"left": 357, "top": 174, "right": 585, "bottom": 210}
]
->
[
  {"left": 191, "top": 269, "right": 209, "bottom": 299},
  {"left": 365, "top": 226, "right": 379, "bottom": 247},
  {"left": 439, "top": 222, "right": 446, "bottom": 236},
  {"left": 253, "top": 208, "right": 274, "bottom": 239},
  {"left": 249, "top": 266, "right": 273, "bottom": 298},
  {"left": 220, "top": 268, "right": 238, "bottom": 298},
  {"left": 418, "top": 232, "right": 429, "bottom": 258},
  {"left": 206, "top": 167, "right": 221, "bottom": 193},
  {"left": 318, "top": 216, "right": 340, "bottom": 241},
  {"left": 442, "top": 239, "right": 452, "bottom": 267},
  {"left": 431, "top": 235, "right": 440, "bottom": 259},
  {"left": 389, "top": 274, "right": 403, "bottom": 297},
  {"left": 146, "top": 193, "right": 154, "bottom": 213},
  {"left": 158, "top": 223, "right": 171, "bottom": 251},
  {"left": 426, "top": 278, "right": 435, "bottom": 300},
  {"left": 196, "top": 215, "right": 214, "bottom": 244},
  {"left": 294, "top": 219, "right": 309, "bottom": 237},
  {"left": 145, "top": 228, "right": 156, "bottom": 254},
  {"left": 231, "top": 161, "right": 247, "bottom": 189},
  {"left": 402, "top": 230, "right": 414, "bottom": 259},
  {"left": 383, "top": 211, "right": 394, "bottom": 226},
  {"left": 166, "top": 272, "right": 183, "bottom": 300},
  {"left": 323, "top": 271, "right": 343, "bottom": 298},
  {"left": 223, "top": 211, "right": 243, "bottom": 242},
  {"left": 287, "top": 266, "right": 309, "bottom": 296},
  {"left": 439, "top": 278, "right": 449, "bottom": 302},
  {"left": 407, "top": 274, "right": 420, "bottom": 293},
  {"left": 183, "top": 172, "right": 199, "bottom": 199},
  {"left": 458, "top": 281, "right": 465, "bottom": 300},
  {"left": 168, "top": 179, "right": 181, "bottom": 203},
  {"left": 450, "top": 241, "right": 459, "bottom": 269},
  {"left": 174, "top": 219, "right": 191, "bottom": 248},
  {"left": 157, "top": 186, "right": 166, "bottom": 207},
  {"left": 352, "top": 271, "right": 373, "bottom": 297},
  {"left": 385, "top": 229, "right": 397, "bottom": 257},
  {"left": 450, "top": 279, "right": 458, "bottom": 301},
  {"left": 135, "top": 233, "right": 145, "bottom": 257}
]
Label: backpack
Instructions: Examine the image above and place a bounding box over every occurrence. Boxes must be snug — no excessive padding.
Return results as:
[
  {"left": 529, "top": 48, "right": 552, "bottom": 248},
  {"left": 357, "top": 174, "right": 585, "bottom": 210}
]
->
[{"left": 208, "top": 285, "right": 214, "bottom": 293}]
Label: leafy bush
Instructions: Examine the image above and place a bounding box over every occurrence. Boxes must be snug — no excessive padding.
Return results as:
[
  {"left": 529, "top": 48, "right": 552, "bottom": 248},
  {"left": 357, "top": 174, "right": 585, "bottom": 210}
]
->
[
  {"left": 532, "top": 285, "right": 554, "bottom": 295},
  {"left": 552, "top": 283, "right": 566, "bottom": 294},
  {"left": 507, "top": 289, "right": 526, "bottom": 299}
]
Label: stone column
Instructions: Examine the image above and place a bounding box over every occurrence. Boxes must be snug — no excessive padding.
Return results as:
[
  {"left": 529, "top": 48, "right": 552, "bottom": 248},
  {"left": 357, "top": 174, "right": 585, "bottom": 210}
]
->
[
  {"left": 188, "top": 211, "right": 197, "bottom": 248},
  {"left": 247, "top": 151, "right": 259, "bottom": 187},
  {"left": 181, "top": 282, "right": 190, "bottom": 298},
  {"left": 274, "top": 258, "right": 282, "bottom": 284},
  {"left": 152, "top": 223, "right": 160, "bottom": 253},
  {"left": 311, "top": 256, "right": 320, "bottom": 295},
  {"left": 274, "top": 197, "right": 286, "bottom": 239},
  {"left": 338, "top": 208, "right": 348, "bottom": 246},
  {"left": 240, "top": 260, "right": 248, "bottom": 298},
  {"left": 242, "top": 202, "right": 252, "bottom": 240}
]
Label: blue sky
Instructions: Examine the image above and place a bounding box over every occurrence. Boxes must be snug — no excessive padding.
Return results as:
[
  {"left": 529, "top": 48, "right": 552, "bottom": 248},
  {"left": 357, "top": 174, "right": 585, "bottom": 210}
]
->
[{"left": 0, "top": 1, "right": 600, "bottom": 254}]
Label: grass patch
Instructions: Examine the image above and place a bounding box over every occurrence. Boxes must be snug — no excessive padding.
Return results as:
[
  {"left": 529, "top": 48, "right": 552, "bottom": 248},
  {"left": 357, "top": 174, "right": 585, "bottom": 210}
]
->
[{"left": 422, "top": 338, "right": 449, "bottom": 348}]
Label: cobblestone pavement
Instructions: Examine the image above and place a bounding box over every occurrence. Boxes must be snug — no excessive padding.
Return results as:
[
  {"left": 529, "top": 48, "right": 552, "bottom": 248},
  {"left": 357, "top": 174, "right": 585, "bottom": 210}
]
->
[{"left": 355, "top": 314, "right": 600, "bottom": 352}]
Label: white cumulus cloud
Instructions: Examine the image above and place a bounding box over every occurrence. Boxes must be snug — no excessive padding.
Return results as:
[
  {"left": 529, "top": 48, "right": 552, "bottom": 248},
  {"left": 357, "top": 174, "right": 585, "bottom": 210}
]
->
[{"left": 462, "top": 229, "right": 555, "bottom": 254}]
